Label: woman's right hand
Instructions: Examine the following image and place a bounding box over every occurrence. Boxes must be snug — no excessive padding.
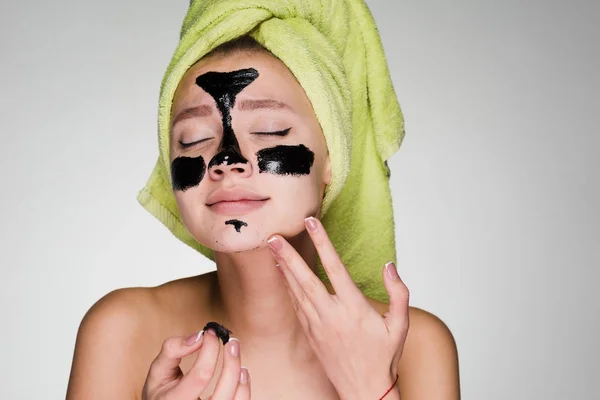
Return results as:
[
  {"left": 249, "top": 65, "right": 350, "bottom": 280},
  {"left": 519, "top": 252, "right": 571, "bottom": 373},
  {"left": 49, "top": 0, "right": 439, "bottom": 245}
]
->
[{"left": 142, "top": 329, "right": 250, "bottom": 400}]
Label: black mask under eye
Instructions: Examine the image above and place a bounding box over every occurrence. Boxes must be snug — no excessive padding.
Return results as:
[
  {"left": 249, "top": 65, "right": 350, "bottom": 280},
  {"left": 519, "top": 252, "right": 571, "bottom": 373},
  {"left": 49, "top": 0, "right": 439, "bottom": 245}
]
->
[
  {"left": 256, "top": 144, "right": 315, "bottom": 176},
  {"left": 171, "top": 155, "right": 206, "bottom": 191}
]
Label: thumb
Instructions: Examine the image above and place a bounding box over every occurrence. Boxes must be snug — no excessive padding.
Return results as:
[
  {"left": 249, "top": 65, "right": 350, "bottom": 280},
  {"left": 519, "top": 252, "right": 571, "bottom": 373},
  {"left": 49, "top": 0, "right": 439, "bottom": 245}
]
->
[
  {"left": 383, "top": 262, "right": 410, "bottom": 333},
  {"left": 147, "top": 330, "right": 205, "bottom": 383}
]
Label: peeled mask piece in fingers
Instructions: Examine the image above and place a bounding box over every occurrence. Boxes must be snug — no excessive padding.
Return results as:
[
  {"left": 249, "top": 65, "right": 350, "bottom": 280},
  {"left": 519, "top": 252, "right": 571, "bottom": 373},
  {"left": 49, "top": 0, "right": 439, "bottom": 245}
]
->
[{"left": 203, "top": 321, "right": 232, "bottom": 344}]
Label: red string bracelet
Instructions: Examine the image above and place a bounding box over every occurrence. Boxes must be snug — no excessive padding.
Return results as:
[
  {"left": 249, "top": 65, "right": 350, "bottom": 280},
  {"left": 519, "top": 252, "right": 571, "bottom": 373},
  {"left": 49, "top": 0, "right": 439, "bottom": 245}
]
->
[{"left": 378, "top": 374, "right": 399, "bottom": 400}]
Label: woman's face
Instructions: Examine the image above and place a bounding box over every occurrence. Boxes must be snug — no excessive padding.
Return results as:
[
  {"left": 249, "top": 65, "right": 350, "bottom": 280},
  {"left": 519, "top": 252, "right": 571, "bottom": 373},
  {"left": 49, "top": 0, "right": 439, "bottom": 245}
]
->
[{"left": 170, "top": 50, "right": 331, "bottom": 253}]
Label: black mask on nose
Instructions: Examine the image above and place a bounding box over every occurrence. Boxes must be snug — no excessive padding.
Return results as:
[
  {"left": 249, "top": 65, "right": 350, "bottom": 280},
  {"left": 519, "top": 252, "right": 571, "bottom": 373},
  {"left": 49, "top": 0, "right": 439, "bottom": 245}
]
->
[{"left": 195, "top": 68, "right": 259, "bottom": 169}]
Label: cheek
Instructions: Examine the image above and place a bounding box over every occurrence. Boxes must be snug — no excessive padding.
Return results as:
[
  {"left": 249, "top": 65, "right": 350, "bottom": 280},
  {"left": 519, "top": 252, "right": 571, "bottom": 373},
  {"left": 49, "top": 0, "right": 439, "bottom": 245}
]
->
[
  {"left": 171, "top": 155, "right": 206, "bottom": 191},
  {"left": 268, "top": 173, "right": 323, "bottom": 222},
  {"left": 256, "top": 144, "right": 314, "bottom": 176},
  {"left": 174, "top": 187, "right": 220, "bottom": 247},
  {"left": 173, "top": 185, "right": 204, "bottom": 225},
  {"left": 254, "top": 143, "right": 326, "bottom": 216}
]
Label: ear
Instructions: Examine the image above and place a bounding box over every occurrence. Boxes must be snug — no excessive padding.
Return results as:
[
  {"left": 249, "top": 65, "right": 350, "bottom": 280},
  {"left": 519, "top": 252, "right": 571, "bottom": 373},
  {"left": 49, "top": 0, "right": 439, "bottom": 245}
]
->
[{"left": 322, "top": 154, "right": 332, "bottom": 185}]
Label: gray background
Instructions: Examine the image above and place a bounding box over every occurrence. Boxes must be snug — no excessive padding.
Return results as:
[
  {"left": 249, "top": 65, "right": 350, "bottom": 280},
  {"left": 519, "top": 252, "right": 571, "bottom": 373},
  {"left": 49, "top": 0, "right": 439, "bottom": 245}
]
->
[{"left": 1, "top": 0, "right": 598, "bottom": 398}]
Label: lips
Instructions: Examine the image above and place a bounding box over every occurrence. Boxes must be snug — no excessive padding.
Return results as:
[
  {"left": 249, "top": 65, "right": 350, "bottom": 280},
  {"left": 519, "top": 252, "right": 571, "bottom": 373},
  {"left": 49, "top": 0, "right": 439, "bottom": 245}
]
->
[{"left": 206, "top": 187, "right": 269, "bottom": 216}]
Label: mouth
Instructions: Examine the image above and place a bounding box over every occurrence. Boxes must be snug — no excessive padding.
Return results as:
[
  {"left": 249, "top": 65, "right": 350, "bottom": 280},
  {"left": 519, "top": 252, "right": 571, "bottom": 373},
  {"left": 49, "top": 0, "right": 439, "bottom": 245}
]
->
[
  {"left": 208, "top": 199, "right": 269, "bottom": 215},
  {"left": 206, "top": 187, "right": 270, "bottom": 216}
]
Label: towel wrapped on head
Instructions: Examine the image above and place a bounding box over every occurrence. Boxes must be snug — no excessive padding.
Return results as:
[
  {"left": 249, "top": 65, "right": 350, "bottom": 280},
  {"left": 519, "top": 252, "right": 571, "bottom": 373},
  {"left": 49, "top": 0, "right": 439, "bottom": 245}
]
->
[{"left": 137, "top": 0, "right": 405, "bottom": 303}]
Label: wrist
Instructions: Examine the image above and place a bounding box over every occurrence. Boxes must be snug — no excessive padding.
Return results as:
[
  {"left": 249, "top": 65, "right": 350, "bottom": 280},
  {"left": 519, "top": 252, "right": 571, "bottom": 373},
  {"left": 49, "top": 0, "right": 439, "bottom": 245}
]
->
[
  {"left": 340, "top": 373, "right": 399, "bottom": 400},
  {"left": 381, "top": 386, "right": 400, "bottom": 400},
  {"left": 376, "top": 374, "right": 399, "bottom": 400}
]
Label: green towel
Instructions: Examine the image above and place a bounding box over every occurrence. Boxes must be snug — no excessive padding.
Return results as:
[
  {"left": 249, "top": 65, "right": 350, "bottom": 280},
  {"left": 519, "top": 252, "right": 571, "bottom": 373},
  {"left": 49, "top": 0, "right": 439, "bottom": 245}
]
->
[{"left": 137, "top": 0, "right": 405, "bottom": 303}]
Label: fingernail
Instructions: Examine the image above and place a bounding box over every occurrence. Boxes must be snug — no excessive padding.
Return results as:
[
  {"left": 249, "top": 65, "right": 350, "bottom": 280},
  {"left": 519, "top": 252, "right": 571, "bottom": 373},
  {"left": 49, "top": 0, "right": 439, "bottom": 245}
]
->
[
  {"left": 229, "top": 338, "right": 240, "bottom": 357},
  {"left": 185, "top": 330, "right": 203, "bottom": 346},
  {"left": 385, "top": 261, "right": 399, "bottom": 281},
  {"left": 240, "top": 366, "right": 249, "bottom": 384},
  {"left": 305, "top": 216, "right": 318, "bottom": 232},
  {"left": 206, "top": 328, "right": 217, "bottom": 337},
  {"left": 267, "top": 236, "right": 283, "bottom": 252}
]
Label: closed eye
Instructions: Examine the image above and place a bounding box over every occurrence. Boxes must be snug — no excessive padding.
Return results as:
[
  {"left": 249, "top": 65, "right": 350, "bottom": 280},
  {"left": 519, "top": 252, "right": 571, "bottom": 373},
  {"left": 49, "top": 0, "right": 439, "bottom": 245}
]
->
[
  {"left": 251, "top": 127, "right": 291, "bottom": 136},
  {"left": 179, "top": 137, "right": 213, "bottom": 149}
]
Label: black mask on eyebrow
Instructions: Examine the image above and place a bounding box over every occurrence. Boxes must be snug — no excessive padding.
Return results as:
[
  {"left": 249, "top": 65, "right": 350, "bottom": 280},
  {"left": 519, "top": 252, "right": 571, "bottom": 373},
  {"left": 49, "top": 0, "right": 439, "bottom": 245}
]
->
[{"left": 196, "top": 68, "right": 259, "bottom": 169}]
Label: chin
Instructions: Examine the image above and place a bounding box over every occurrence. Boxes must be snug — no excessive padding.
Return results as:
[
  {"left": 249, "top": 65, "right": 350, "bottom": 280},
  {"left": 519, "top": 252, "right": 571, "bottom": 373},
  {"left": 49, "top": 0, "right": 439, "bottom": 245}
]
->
[
  {"left": 188, "top": 220, "right": 268, "bottom": 253},
  {"left": 190, "top": 217, "right": 309, "bottom": 254},
  {"left": 183, "top": 202, "right": 318, "bottom": 253},
  {"left": 212, "top": 231, "right": 268, "bottom": 253}
]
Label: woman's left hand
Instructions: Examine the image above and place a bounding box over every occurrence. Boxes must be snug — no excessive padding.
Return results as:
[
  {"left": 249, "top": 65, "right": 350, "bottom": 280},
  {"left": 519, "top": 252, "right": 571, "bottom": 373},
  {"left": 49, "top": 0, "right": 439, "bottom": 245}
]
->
[{"left": 267, "top": 217, "right": 409, "bottom": 400}]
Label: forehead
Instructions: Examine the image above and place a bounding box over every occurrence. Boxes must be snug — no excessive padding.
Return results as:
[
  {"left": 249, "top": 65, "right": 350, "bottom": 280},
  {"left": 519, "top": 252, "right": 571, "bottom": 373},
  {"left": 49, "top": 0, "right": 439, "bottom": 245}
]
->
[{"left": 172, "top": 51, "right": 314, "bottom": 117}]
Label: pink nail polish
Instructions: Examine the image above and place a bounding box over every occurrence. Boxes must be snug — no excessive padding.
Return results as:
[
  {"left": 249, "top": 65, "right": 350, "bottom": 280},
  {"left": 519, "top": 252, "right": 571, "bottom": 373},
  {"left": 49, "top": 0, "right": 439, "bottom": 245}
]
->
[
  {"left": 305, "top": 217, "right": 318, "bottom": 232},
  {"left": 385, "top": 261, "right": 399, "bottom": 280},
  {"left": 229, "top": 338, "right": 240, "bottom": 357},
  {"left": 240, "top": 367, "right": 249, "bottom": 384},
  {"left": 206, "top": 328, "right": 217, "bottom": 337},
  {"left": 185, "top": 330, "right": 203, "bottom": 346},
  {"left": 267, "top": 236, "right": 283, "bottom": 251}
]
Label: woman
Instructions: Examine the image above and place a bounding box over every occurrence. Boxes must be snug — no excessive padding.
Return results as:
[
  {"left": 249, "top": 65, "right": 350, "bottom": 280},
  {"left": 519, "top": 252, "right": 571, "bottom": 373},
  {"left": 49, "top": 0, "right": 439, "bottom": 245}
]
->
[{"left": 67, "top": 1, "right": 459, "bottom": 399}]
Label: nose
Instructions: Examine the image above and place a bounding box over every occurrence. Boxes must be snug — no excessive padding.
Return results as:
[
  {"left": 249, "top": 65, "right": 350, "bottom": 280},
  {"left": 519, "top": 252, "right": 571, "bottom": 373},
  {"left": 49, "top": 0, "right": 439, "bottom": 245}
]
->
[{"left": 207, "top": 150, "right": 252, "bottom": 180}]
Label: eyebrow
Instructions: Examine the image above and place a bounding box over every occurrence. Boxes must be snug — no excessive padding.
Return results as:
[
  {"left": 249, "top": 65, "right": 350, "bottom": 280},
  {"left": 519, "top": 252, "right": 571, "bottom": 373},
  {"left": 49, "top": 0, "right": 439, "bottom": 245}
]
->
[
  {"left": 172, "top": 99, "right": 294, "bottom": 128},
  {"left": 237, "top": 99, "right": 293, "bottom": 112},
  {"left": 171, "top": 104, "right": 213, "bottom": 128}
]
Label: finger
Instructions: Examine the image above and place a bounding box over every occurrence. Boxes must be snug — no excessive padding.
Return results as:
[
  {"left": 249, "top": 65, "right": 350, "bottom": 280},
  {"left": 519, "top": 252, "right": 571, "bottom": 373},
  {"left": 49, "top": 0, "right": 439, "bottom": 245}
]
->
[
  {"left": 233, "top": 367, "right": 251, "bottom": 400},
  {"left": 233, "top": 367, "right": 250, "bottom": 400},
  {"left": 383, "top": 262, "right": 410, "bottom": 334},
  {"left": 268, "top": 235, "right": 326, "bottom": 320},
  {"left": 210, "top": 338, "right": 242, "bottom": 400},
  {"left": 304, "top": 217, "right": 365, "bottom": 304},
  {"left": 276, "top": 263, "right": 311, "bottom": 331},
  {"left": 147, "top": 330, "right": 205, "bottom": 384},
  {"left": 172, "top": 329, "right": 221, "bottom": 398},
  {"left": 277, "top": 266, "right": 320, "bottom": 350}
]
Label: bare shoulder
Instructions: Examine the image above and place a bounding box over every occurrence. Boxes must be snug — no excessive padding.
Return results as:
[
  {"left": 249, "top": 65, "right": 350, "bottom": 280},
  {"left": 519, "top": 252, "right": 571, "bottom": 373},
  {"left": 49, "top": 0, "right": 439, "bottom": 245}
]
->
[
  {"left": 399, "top": 307, "right": 460, "bottom": 399},
  {"left": 66, "top": 287, "right": 161, "bottom": 399},
  {"left": 66, "top": 275, "right": 214, "bottom": 400},
  {"left": 403, "top": 306, "right": 458, "bottom": 354},
  {"left": 367, "top": 300, "right": 461, "bottom": 399},
  {"left": 368, "top": 299, "right": 454, "bottom": 337},
  {"left": 79, "top": 286, "right": 160, "bottom": 328}
]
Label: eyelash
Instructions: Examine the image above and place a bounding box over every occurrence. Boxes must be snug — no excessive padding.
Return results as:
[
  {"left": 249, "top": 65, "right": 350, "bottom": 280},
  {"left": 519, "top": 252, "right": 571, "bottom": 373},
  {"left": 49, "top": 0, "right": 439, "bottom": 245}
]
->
[
  {"left": 178, "top": 128, "right": 291, "bottom": 148},
  {"left": 251, "top": 127, "right": 291, "bottom": 136},
  {"left": 179, "top": 137, "right": 213, "bottom": 148}
]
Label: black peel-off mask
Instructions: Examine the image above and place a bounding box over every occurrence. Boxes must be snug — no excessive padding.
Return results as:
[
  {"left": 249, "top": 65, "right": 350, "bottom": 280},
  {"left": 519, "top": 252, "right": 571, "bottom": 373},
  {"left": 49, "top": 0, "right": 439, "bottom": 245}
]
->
[
  {"left": 170, "top": 69, "right": 259, "bottom": 232},
  {"left": 170, "top": 66, "right": 317, "bottom": 236},
  {"left": 203, "top": 321, "right": 232, "bottom": 344},
  {"left": 256, "top": 144, "right": 314, "bottom": 176},
  {"left": 225, "top": 219, "right": 248, "bottom": 232},
  {"left": 171, "top": 155, "right": 206, "bottom": 191},
  {"left": 197, "top": 69, "right": 258, "bottom": 233},
  {"left": 170, "top": 68, "right": 259, "bottom": 192},
  {"left": 197, "top": 68, "right": 258, "bottom": 169}
]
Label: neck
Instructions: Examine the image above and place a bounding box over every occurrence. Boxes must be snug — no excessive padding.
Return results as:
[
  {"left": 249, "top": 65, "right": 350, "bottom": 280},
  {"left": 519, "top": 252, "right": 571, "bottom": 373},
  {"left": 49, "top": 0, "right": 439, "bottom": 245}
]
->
[{"left": 208, "top": 231, "right": 327, "bottom": 363}]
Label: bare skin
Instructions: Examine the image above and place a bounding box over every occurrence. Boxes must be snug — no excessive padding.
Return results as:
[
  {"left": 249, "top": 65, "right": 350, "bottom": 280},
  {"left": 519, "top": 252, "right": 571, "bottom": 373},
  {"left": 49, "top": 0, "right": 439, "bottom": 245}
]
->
[
  {"left": 67, "top": 271, "right": 459, "bottom": 399},
  {"left": 67, "top": 50, "right": 460, "bottom": 399}
]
